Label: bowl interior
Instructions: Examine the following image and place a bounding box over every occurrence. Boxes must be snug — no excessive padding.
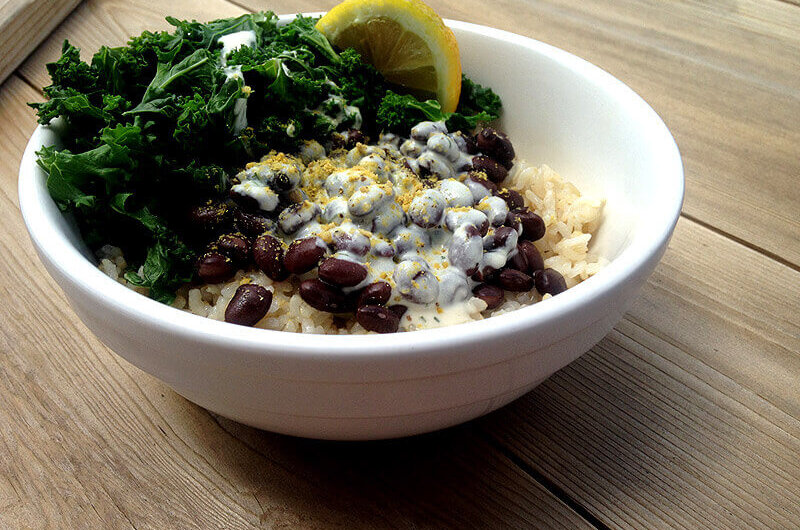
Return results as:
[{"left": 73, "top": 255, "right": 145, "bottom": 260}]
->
[
  {"left": 19, "top": 17, "right": 683, "bottom": 355},
  {"left": 454, "top": 25, "right": 681, "bottom": 262}
]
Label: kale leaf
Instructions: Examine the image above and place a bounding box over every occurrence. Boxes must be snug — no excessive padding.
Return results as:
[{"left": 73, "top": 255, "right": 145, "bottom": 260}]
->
[
  {"left": 377, "top": 76, "right": 502, "bottom": 134},
  {"left": 376, "top": 91, "right": 447, "bottom": 132}
]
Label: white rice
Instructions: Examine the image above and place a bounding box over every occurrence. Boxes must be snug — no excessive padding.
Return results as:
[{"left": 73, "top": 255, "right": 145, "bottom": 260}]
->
[{"left": 99, "top": 161, "right": 606, "bottom": 333}]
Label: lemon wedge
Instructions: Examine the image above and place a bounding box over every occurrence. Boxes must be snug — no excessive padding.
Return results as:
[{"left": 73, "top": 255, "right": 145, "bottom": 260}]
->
[{"left": 316, "top": 0, "right": 462, "bottom": 113}]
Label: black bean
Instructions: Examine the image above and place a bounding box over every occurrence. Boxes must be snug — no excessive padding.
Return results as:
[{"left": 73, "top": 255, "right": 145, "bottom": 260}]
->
[
  {"left": 392, "top": 227, "right": 430, "bottom": 256},
  {"left": 508, "top": 250, "right": 528, "bottom": 272},
  {"left": 493, "top": 226, "right": 517, "bottom": 247},
  {"left": 319, "top": 257, "right": 368, "bottom": 287},
  {"left": 410, "top": 121, "right": 446, "bottom": 141},
  {"left": 406, "top": 269, "right": 439, "bottom": 304},
  {"left": 189, "top": 201, "right": 231, "bottom": 232},
  {"left": 444, "top": 209, "right": 488, "bottom": 234},
  {"left": 393, "top": 260, "right": 440, "bottom": 305},
  {"left": 270, "top": 172, "right": 293, "bottom": 192},
  {"left": 464, "top": 134, "right": 479, "bottom": 154},
  {"left": 508, "top": 241, "right": 544, "bottom": 274},
  {"left": 299, "top": 279, "right": 353, "bottom": 313},
  {"left": 449, "top": 224, "right": 483, "bottom": 273},
  {"left": 534, "top": 268, "right": 568, "bottom": 296},
  {"left": 358, "top": 282, "right": 392, "bottom": 307},
  {"left": 284, "top": 238, "right": 327, "bottom": 274},
  {"left": 471, "top": 156, "right": 508, "bottom": 183},
  {"left": 225, "top": 284, "right": 273, "bottom": 326},
  {"left": 472, "top": 266, "right": 498, "bottom": 283},
  {"left": 278, "top": 201, "right": 319, "bottom": 234},
  {"left": 356, "top": 305, "right": 400, "bottom": 333},
  {"left": 373, "top": 242, "right": 396, "bottom": 258},
  {"left": 465, "top": 224, "right": 481, "bottom": 238},
  {"left": 519, "top": 241, "right": 544, "bottom": 273},
  {"left": 234, "top": 209, "right": 275, "bottom": 238},
  {"left": 476, "top": 128, "right": 515, "bottom": 169},
  {"left": 495, "top": 188, "right": 525, "bottom": 210},
  {"left": 331, "top": 129, "right": 367, "bottom": 150},
  {"left": 332, "top": 231, "right": 370, "bottom": 256},
  {"left": 197, "top": 252, "right": 235, "bottom": 283},
  {"left": 229, "top": 188, "right": 261, "bottom": 211},
  {"left": 329, "top": 132, "right": 347, "bottom": 150},
  {"left": 408, "top": 189, "right": 446, "bottom": 228},
  {"left": 497, "top": 269, "right": 534, "bottom": 291},
  {"left": 472, "top": 283, "right": 505, "bottom": 309},
  {"left": 253, "top": 234, "right": 288, "bottom": 281},
  {"left": 507, "top": 208, "right": 546, "bottom": 241},
  {"left": 345, "top": 129, "right": 366, "bottom": 149},
  {"left": 466, "top": 173, "right": 498, "bottom": 194},
  {"left": 214, "top": 233, "right": 250, "bottom": 263},
  {"left": 388, "top": 304, "right": 408, "bottom": 318},
  {"left": 478, "top": 218, "right": 490, "bottom": 237}
]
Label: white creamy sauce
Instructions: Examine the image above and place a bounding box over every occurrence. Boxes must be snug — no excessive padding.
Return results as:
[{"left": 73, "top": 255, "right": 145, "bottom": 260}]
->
[
  {"left": 221, "top": 57, "right": 250, "bottom": 135},
  {"left": 223, "top": 65, "right": 244, "bottom": 82},
  {"left": 396, "top": 298, "right": 484, "bottom": 331},
  {"left": 309, "top": 94, "right": 363, "bottom": 131},
  {"left": 235, "top": 121, "right": 519, "bottom": 330},
  {"left": 231, "top": 98, "right": 248, "bottom": 135},
  {"left": 231, "top": 180, "right": 278, "bottom": 211},
  {"left": 217, "top": 30, "right": 257, "bottom": 65}
]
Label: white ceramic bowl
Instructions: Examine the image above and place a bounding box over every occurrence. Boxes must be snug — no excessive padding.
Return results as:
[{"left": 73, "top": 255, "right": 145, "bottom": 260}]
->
[{"left": 18, "top": 16, "right": 683, "bottom": 440}]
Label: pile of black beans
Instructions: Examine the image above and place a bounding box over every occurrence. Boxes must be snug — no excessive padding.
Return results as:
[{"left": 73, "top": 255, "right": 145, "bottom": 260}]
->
[
  {"left": 457, "top": 128, "right": 568, "bottom": 310},
  {"left": 187, "top": 201, "right": 407, "bottom": 332},
  {"left": 187, "top": 125, "right": 569, "bottom": 333}
]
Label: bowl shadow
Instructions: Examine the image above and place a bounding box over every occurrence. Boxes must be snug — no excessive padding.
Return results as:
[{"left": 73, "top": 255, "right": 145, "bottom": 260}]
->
[{"left": 191, "top": 405, "right": 537, "bottom": 527}]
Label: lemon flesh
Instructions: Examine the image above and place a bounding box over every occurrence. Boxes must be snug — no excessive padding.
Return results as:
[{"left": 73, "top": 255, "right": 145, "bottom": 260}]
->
[{"left": 316, "top": 0, "right": 462, "bottom": 113}]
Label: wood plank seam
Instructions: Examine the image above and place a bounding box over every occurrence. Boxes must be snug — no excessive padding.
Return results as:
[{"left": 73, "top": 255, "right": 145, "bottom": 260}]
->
[
  {"left": 604, "top": 326, "right": 800, "bottom": 470},
  {"left": 681, "top": 211, "right": 800, "bottom": 274},
  {"left": 480, "top": 430, "right": 612, "bottom": 530},
  {"left": 581, "top": 343, "right": 797, "bottom": 526},
  {"left": 620, "top": 314, "right": 800, "bottom": 447},
  {"left": 584, "top": 338, "right": 799, "bottom": 526},
  {"left": 0, "top": 0, "right": 82, "bottom": 83},
  {"left": 544, "top": 374, "right": 721, "bottom": 528}
]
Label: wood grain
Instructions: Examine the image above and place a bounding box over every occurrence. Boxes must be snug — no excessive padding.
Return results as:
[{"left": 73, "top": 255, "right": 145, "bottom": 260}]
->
[
  {"left": 0, "top": 0, "right": 80, "bottom": 84},
  {"left": 0, "top": 59, "right": 590, "bottom": 530},
  {"left": 481, "top": 218, "right": 800, "bottom": 528},
  {"left": 4, "top": 0, "right": 800, "bottom": 528}
]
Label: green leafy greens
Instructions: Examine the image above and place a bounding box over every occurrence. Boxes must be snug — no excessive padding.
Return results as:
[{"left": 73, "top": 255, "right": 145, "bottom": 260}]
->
[{"left": 29, "top": 12, "right": 502, "bottom": 303}]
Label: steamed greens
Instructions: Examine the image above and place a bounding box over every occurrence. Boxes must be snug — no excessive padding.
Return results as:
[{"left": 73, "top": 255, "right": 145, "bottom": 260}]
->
[{"left": 30, "top": 12, "right": 501, "bottom": 302}]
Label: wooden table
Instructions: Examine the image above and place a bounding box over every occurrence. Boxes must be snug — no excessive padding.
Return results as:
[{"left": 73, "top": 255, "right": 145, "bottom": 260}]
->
[{"left": 1, "top": 0, "right": 798, "bottom": 527}]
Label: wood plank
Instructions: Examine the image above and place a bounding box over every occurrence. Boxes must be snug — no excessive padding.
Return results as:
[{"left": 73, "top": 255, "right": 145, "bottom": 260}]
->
[
  {"left": 479, "top": 218, "right": 800, "bottom": 528},
  {"left": 7, "top": 0, "right": 800, "bottom": 527},
  {"left": 233, "top": 0, "right": 800, "bottom": 268},
  {"left": 0, "top": 0, "right": 80, "bottom": 84},
  {"left": 0, "top": 69, "right": 592, "bottom": 530}
]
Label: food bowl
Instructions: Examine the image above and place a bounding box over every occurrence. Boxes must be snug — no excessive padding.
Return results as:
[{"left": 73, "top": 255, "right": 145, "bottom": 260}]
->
[{"left": 18, "top": 15, "right": 683, "bottom": 440}]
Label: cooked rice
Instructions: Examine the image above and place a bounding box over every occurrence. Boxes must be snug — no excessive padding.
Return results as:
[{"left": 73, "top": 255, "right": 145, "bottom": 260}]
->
[{"left": 98, "top": 161, "right": 606, "bottom": 333}]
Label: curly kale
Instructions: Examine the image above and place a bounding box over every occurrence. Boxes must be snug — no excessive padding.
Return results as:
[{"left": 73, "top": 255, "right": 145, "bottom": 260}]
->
[
  {"left": 376, "top": 76, "right": 502, "bottom": 134},
  {"left": 29, "top": 12, "right": 502, "bottom": 303}
]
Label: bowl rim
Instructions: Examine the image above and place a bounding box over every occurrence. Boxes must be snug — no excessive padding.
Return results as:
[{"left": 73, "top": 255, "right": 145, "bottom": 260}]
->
[{"left": 18, "top": 16, "right": 684, "bottom": 363}]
